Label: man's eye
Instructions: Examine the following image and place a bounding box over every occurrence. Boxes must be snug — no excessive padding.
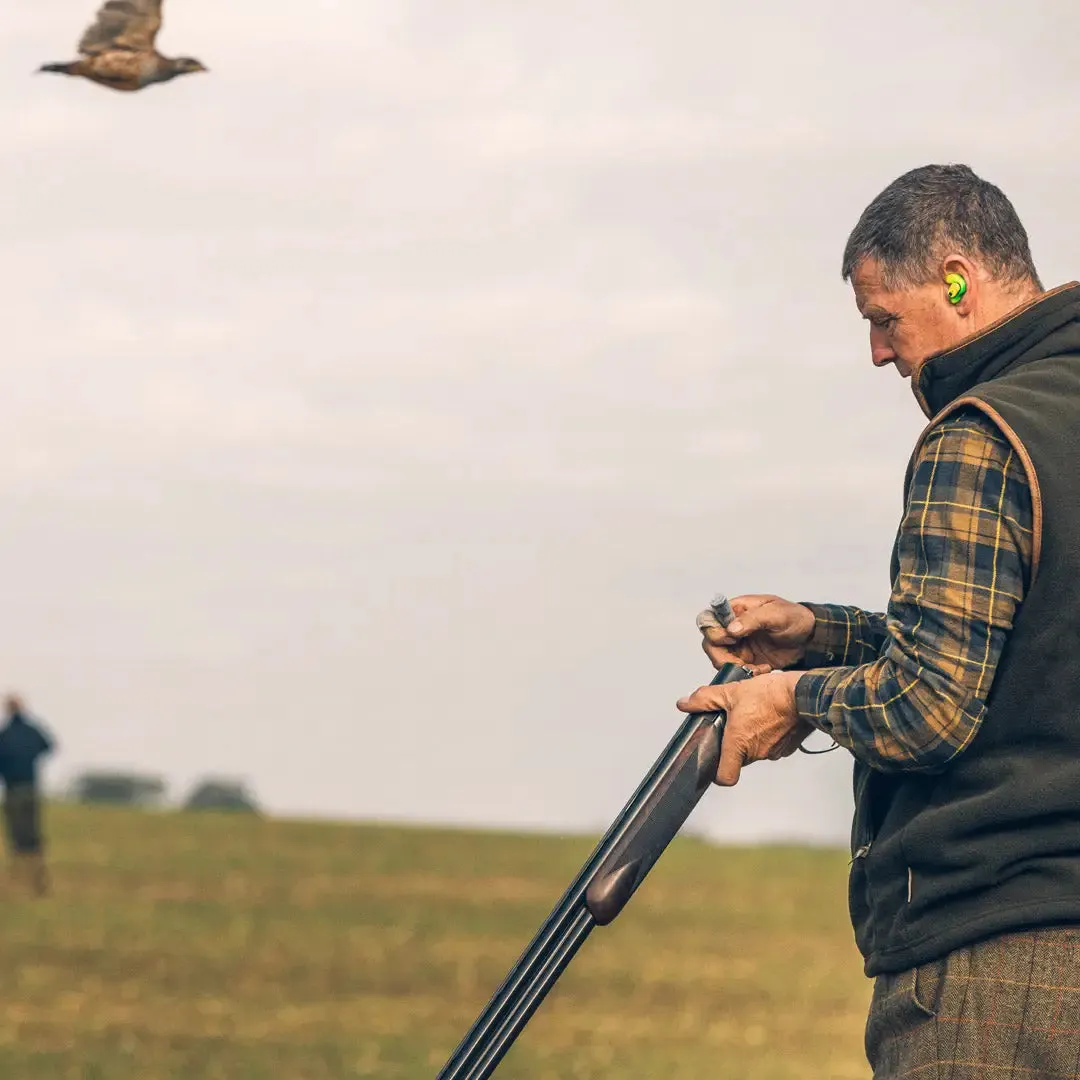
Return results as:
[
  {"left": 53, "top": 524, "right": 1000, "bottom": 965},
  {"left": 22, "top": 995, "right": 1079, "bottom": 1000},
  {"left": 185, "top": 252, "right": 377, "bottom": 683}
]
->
[{"left": 874, "top": 317, "right": 897, "bottom": 330}]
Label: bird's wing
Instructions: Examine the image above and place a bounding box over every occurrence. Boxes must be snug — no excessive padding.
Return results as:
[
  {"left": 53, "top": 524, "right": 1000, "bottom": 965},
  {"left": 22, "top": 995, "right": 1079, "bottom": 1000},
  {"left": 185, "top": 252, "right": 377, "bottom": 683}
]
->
[{"left": 78, "top": 0, "right": 164, "bottom": 55}]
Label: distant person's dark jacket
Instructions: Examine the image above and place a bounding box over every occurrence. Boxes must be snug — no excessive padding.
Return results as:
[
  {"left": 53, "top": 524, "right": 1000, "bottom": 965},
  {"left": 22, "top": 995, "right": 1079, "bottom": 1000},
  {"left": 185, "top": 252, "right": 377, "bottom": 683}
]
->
[{"left": 0, "top": 713, "right": 54, "bottom": 788}]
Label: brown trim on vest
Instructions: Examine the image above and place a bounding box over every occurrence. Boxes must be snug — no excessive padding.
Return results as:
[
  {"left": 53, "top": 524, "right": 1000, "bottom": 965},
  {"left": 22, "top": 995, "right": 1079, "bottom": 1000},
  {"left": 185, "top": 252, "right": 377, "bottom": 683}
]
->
[
  {"left": 911, "top": 282, "right": 1080, "bottom": 418},
  {"left": 912, "top": 379, "right": 931, "bottom": 418},
  {"left": 908, "top": 397, "right": 1043, "bottom": 585}
]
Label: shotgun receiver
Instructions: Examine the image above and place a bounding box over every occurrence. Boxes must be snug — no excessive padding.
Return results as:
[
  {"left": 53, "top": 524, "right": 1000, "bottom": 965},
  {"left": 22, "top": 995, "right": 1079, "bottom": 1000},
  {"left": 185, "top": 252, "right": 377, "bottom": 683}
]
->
[{"left": 435, "top": 595, "right": 752, "bottom": 1079}]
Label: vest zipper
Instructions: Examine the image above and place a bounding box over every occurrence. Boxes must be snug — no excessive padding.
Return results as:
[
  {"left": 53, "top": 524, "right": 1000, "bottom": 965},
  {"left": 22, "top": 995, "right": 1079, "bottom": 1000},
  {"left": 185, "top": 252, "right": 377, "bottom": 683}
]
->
[{"left": 850, "top": 765, "right": 873, "bottom": 864}]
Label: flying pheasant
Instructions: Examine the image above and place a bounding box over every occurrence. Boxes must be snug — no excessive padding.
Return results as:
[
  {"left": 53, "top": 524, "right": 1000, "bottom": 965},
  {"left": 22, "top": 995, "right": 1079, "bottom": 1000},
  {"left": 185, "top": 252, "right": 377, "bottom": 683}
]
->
[{"left": 37, "top": 0, "right": 207, "bottom": 92}]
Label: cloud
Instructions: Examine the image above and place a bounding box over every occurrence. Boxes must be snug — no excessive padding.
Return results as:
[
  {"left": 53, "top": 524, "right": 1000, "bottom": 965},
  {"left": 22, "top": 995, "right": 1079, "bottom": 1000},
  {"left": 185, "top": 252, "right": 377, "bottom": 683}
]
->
[{"left": 0, "top": 0, "right": 1074, "bottom": 845}]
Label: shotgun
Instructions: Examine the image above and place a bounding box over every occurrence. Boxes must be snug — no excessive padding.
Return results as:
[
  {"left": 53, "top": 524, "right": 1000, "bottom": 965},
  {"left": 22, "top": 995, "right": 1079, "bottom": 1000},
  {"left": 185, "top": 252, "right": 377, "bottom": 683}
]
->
[{"left": 435, "top": 594, "right": 753, "bottom": 1079}]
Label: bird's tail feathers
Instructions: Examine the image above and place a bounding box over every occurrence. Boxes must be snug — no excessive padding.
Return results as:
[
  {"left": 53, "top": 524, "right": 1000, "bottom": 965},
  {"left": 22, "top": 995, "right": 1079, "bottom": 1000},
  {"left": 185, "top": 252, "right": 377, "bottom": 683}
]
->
[{"left": 37, "top": 61, "right": 77, "bottom": 75}]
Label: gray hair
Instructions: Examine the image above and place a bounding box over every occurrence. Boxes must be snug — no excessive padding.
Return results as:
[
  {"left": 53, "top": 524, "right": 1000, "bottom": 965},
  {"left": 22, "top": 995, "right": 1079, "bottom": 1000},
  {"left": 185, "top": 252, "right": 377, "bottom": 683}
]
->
[{"left": 841, "top": 164, "right": 1042, "bottom": 290}]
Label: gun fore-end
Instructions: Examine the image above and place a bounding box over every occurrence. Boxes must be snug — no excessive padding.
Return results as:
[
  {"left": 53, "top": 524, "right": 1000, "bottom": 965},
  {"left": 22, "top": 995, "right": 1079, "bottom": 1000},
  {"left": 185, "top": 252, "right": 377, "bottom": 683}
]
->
[{"left": 583, "top": 719, "right": 722, "bottom": 925}]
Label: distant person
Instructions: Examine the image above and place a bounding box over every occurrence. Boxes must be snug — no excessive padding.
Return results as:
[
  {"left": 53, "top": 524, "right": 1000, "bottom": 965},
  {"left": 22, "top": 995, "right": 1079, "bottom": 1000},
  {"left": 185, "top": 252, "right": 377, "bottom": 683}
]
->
[{"left": 0, "top": 694, "right": 56, "bottom": 896}]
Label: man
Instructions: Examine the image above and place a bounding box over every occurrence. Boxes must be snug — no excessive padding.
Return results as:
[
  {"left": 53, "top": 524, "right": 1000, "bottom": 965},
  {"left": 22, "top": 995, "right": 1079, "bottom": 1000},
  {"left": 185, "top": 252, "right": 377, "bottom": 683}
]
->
[
  {"left": 679, "top": 164, "right": 1080, "bottom": 1077},
  {"left": 0, "top": 693, "right": 56, "bottom": 896}
]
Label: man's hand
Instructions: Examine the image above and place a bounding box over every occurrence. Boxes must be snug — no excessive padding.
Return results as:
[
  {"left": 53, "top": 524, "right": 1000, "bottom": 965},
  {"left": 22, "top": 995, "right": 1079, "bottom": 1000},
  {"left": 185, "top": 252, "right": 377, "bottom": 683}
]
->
[
  {"left": 676, "top": 670, "right": 814, "bottom": 786},
  {"left": 696, "top": 594, "right": 816, "bottom": 674}
]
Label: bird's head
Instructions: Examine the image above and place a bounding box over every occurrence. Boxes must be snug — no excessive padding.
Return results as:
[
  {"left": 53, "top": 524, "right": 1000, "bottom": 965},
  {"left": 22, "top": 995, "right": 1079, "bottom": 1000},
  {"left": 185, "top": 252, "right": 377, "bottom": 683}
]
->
[{"left": 173, "top": 57, "right": 208, "bottom": 76}]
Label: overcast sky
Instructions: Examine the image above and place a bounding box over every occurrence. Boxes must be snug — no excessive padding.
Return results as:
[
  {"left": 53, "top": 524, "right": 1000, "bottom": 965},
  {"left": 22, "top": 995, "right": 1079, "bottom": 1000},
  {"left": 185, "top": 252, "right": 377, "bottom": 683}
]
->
[{"left": 3, "top": 1, "right": 1077, "bottom": 845}]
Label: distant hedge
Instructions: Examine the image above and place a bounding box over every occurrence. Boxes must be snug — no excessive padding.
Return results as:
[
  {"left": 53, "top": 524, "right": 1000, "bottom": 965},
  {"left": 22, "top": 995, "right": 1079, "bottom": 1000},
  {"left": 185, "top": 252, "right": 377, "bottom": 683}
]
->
[
  {"left": 183, "top": 779, "right": 260, "bottom": 814},
  {"left": 71, "top": 771, "right": 167, "bottom": 807}
]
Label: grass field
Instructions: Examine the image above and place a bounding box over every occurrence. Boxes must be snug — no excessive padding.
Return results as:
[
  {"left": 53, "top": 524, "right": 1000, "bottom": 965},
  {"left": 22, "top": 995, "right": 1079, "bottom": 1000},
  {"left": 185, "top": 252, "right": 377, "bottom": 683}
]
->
[{"left": 0, "top": 803, "right": 872, "bottom": 1079}]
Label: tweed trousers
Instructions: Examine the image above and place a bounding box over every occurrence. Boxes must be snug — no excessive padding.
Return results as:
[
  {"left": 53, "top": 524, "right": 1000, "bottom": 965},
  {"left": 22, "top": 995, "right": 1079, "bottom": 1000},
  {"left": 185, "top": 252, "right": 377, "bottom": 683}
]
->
[{"left": 866, "top": 927, "right": 1080, "bottom": 1078}]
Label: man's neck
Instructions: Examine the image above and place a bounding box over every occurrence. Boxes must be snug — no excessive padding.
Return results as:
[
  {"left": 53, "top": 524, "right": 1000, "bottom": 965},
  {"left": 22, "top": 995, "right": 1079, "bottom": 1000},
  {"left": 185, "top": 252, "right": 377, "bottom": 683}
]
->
[{"left": 975, "top": 282, "right": 1043, "bottom": 333}]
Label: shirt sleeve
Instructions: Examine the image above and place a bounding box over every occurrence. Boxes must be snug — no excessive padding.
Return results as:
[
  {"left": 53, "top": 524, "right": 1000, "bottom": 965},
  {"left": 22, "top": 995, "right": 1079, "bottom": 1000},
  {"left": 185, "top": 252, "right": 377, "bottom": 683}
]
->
[
  {"left": 793, "top": 407, "right": 1034, "bottom": 773},
  {"left": 794, "top": 602, "right": 889, "bottom": 668}
]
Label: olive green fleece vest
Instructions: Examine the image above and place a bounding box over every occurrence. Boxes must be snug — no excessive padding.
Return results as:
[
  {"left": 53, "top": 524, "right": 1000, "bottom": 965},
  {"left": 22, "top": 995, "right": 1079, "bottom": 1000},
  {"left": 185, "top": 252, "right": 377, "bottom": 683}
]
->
[{"left": 850, "top": 284, "right": 1080, "bottom": 977}]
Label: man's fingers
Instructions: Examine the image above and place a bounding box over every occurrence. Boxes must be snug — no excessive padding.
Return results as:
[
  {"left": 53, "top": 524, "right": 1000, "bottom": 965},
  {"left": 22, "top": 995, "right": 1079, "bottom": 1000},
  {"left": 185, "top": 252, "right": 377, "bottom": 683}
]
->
[
  {"left": 702, "top": 639, "right": 770, "bottom": 675},
  {"left": 725, "top": 605, "right": 778, "bottom": 638},
  {"left": 702, "top": 638, "right": 741, "bottom": 668},
  {"left": 677, "top": 685, "right": 745, "bottom": 782},
  {"left": 676, "top": 684, "right": 731, "bottom": 714},
  {"left": 698, "top": 606, "right": 747, "bottom": 638},
  {"left": 715, "top": 737, "right": 744, "bottom": 786},
  {"left": 698, "top": 595, "right": 778, "bottom": 639},
  {"left": 702, "top": 625, "right": 736, "bottom": 646}
]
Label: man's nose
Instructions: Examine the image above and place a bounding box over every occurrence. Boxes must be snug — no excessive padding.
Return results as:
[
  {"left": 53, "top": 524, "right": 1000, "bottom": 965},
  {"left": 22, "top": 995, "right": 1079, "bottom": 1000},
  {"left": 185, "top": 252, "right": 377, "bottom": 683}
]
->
[{"left": 869, "top": 327, "right": 896, "bottom": 367}]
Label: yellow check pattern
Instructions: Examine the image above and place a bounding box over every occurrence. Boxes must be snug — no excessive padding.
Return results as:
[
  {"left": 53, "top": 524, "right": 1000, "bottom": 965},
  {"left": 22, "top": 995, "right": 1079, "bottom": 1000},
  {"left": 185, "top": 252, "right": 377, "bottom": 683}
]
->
[{"left": 794, "top": 406, "right": 1034, "bottom": 772}]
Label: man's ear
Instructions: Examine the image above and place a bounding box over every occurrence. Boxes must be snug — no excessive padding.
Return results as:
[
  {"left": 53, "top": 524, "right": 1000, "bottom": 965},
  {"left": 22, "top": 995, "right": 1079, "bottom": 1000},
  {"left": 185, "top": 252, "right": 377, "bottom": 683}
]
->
[{"left": 941, "top": 253, "right": 977, "bottom": 315}]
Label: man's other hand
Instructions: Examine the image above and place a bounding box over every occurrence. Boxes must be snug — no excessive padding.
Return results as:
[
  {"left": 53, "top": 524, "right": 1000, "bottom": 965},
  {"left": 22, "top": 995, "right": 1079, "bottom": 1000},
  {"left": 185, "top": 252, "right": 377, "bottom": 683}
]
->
[
  {"left": 676, "top": 670, "right": 813, "bottom": 786},
  {"left": 696, "top": 593, "right": 816, "bottom": 674}
]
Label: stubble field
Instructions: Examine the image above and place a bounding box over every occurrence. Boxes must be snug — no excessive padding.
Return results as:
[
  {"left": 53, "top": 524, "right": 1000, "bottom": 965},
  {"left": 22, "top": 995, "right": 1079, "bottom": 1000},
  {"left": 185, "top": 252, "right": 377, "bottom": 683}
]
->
[{"left": 0, "top": 804, "right": 871, "bottom": 1079}]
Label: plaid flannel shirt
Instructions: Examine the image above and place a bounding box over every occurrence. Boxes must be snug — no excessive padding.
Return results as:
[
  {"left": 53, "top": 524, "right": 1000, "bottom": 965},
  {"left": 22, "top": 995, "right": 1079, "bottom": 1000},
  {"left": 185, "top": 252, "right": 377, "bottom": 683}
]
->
[{"left": 793, "top": 405, "right": 1034, "bottom": 773}]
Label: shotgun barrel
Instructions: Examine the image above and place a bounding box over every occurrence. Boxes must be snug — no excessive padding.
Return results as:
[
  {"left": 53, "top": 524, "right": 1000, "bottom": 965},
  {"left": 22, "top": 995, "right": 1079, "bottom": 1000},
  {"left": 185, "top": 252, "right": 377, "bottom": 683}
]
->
[{"left": 435, "top": 597, "right": 750, "bottom": 1079}]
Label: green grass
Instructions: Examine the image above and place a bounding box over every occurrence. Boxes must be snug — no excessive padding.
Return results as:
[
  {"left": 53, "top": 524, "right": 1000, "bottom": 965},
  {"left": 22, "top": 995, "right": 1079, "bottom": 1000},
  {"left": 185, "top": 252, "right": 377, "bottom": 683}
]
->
[{"left": 0, "top": 804, "right": 872, "bottom": 1079}]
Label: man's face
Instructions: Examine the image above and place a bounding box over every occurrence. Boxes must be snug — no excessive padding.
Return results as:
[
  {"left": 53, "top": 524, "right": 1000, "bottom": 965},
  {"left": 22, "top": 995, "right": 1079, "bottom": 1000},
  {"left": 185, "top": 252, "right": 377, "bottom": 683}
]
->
[{"left": 851, "top": 257, "right": 963, "bottom": 379}]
